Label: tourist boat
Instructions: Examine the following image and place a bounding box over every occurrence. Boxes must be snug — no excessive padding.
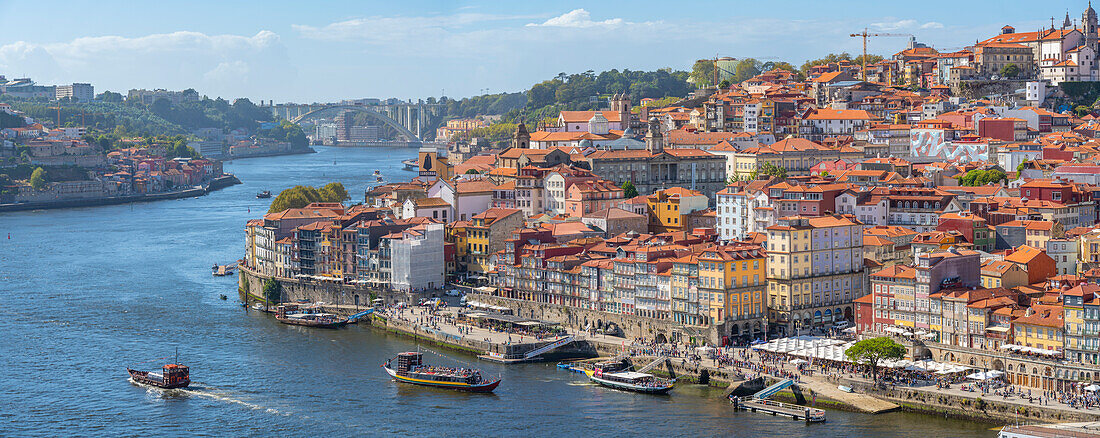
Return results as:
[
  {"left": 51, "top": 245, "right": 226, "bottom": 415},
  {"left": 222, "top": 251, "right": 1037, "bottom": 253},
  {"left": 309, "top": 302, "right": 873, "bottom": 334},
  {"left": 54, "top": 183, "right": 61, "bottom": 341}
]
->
[
  {"left": 373, "top": 170, "right": 381, "bottom": 175},
  {"left": 376, "top": 175, "right": 384, "bottom": 182},
  {"left": 256, "top": 190, "right": 272, "bottom": 199},
  {"left": 584, "top": 361, "right": 674, "bottom": 394},
  {"left": 127, "top": 353, "right": 190, "bottom": 389},
  {"left": 382, "top": 352, "right": 500, "bottom": 392}
]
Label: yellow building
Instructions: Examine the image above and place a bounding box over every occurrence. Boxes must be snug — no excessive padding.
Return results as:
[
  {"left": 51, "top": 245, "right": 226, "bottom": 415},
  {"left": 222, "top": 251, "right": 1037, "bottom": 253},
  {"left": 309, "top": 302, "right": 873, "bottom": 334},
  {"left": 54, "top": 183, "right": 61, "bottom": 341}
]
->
[
  {"left": 418, "top": 147, "right": 453, "bottom": 181},
  {"left": 766, "top": 214, "right": 865, "bottom": 336},
  {"left": 446, "top": 220, "right": 470, "bottom": 274},
  {"left": 1081, "top": 228, "right": 1100, "bottom": 271},
  {"left": 698, "top": 244, "right": 766, "bottom": 335},
  {"left": 1012, "top": 304, "right": 1065, "bottom": 352},
  {"left": 980, "top": 260, "right": 1029, "bottom": 290},
  {"left": 465, "top": 208, "right": 524, "bottom": 274},
  {"left": 646, "top": 187, "right": 709, "bottom": 233}
]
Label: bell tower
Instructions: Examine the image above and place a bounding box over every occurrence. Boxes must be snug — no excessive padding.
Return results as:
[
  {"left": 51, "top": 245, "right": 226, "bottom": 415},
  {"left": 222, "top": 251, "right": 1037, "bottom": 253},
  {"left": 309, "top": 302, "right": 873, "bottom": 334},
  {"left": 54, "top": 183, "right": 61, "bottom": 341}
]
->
[
  {"left": 1085, "top": 2, "right": 1099, "bottom": 51},
  {"left": 512, "top": 123, "right": 530, "bottom": 149},
  {"left": 645, "top": 117, "right": 664, "bottom": 154}
]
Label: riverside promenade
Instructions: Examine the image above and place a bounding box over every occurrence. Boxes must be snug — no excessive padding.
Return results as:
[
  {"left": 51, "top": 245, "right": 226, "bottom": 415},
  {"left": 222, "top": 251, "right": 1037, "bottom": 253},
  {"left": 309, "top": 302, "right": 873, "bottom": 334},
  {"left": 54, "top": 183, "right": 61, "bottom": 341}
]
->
[{"left": 262, "top": 299, "right": 1100, "bottom": 423}]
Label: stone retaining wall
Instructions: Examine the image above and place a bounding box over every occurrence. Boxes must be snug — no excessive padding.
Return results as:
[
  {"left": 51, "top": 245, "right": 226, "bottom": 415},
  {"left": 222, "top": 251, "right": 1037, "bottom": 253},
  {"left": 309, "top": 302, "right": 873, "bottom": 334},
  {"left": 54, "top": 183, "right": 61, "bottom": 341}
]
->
[
  {"left": 238, "top": 265, "right": 423, "bottom": 308},
  {"left": 469, "top": 293, "right": 720, "bottom": 344},
  {"left": 845, "top": 379, "right": 1100, "bottom": 424}
]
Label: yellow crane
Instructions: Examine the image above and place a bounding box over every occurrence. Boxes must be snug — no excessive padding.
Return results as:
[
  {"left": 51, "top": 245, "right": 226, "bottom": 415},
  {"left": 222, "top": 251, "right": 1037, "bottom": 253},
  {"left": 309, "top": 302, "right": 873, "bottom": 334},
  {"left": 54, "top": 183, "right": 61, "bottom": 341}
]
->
[
  {"left": 849, "top": 29, "right": 912, "bottom": 81},
  {"left": 47, "top": 105, "right": 62, "bottom": 128}
]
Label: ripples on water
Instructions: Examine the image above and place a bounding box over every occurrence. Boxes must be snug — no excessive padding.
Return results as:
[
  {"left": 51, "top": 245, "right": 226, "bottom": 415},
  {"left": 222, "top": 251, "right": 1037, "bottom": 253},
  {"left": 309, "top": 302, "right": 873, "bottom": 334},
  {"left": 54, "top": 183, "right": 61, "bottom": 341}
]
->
[{"left": 0, "top": 147, "right": 994, "bottom": 437}]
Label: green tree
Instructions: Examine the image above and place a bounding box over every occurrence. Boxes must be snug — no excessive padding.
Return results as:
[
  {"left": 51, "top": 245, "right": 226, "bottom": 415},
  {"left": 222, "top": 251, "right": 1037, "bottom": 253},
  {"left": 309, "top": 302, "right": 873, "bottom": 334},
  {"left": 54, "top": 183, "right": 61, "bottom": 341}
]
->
[
  {"left": 95, "top": 91, "right": 123, "bottom": 103},
  {"left": 845, "top": 337, "right": 906, "bottom": 384},
  {"left": 1000, "top": 64, "right": 1020, "bottom": 78},
  {"left": 319, "top": 182, "right": 350, "bottom": 202},
  {"left": 622, "top": 180, "right": 638, "bottom": 198},
  {"left": 465, "top": 169, "right": 480, "bottom": 174},
  {"left": 263, "top": 278, "right": 281, "bottom": 304},
  {"left": 1076, "top": 105, "right": 1092, "bottom": 117},
  {"left": 268, "top": 183, "right": 349, "bottom": 213},
  {"left": 1017, "top": 160, "right": 1028, "bottom": 173},
  {"left": 29, "top": 167, "right": 47, "bottom": 190},
  {"left": 756, "top": 162, "right": 787, "bottom": 179},
  {"left": 733, "top": 58, "right": 763, "bottom": 83},
  {"left": 719, "top": 79, "right": 731, "bottom": 89},
  {"left": 690, "top": 59, "right": 716, "bottom": 88}
]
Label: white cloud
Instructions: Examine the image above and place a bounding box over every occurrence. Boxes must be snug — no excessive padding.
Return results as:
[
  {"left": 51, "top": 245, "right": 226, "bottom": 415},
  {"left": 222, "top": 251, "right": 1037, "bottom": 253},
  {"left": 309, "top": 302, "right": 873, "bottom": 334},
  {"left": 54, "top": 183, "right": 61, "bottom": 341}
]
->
[
  {"left": 293, "top": 13, "right": 540, "bottom": 43},
  {"left": 870, "top": 18, "right": 944, "bottom": 31},
  {"left": 204, "top": 60, "right": 250, "bottom": 83},
  {"left": 527, "top": 9, "right": 635, "bottom": 28},
  {"left": 0, "top": 30, "right": 292, "bottom": 99}
]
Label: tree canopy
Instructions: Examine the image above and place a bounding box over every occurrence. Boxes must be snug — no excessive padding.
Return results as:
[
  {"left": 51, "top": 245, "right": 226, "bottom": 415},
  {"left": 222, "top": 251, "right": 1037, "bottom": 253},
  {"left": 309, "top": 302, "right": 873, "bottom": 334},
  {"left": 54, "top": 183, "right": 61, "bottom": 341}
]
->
[
  {"left": 29, "top": 167, "right": 47, "bottom": 190},
  {"left": 622, "top": 180, "right": 639, "bottom": 198},
  {"left": 845, "top": 337, "right": 906, "bottom": 383},
  {"left": 800, "top": 53, "right": 883, "bottom": 74},
  {"left": 750, "top": 162, "right": 787, "bottom": 180},
  {"left": 268, "top": 183, "right": 350, "bottom": 213},
  {"left": 956, "top": 169, "right": 1007, "bottom": 186}
]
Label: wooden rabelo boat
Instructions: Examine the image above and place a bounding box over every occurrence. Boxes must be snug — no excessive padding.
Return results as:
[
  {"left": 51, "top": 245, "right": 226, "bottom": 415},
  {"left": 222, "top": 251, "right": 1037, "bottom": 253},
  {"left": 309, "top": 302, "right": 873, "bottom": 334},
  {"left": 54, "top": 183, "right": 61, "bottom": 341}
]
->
[
  {"left": 383, "top": 352, "right": 500, "bottom": 392},
  {"left": 128, "top": 357, "right": 190, "bottom": 389}
]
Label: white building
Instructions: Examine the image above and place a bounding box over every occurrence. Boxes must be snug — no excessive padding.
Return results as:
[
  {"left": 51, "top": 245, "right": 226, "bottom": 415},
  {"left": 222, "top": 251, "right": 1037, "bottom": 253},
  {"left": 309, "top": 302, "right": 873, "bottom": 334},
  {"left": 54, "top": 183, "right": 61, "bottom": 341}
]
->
[
  {"left": 387, "top": 223, "right": 445, "bottom": 291},
  {"left": 55, "top": 83, "right": 93, "bottom": 102}
]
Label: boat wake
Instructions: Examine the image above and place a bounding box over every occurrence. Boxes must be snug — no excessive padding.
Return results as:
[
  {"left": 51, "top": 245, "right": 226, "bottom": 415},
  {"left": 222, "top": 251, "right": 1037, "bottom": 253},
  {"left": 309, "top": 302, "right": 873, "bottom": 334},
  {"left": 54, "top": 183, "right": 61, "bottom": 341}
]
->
[{"left": 130, "top": 378, "right": 286, "bottom": 415}]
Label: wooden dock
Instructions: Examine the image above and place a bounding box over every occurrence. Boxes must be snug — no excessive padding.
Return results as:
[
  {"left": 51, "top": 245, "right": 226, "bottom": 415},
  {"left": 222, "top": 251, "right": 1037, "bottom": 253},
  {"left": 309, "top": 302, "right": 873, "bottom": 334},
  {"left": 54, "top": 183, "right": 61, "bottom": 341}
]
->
[{"left": 732, "top": 397, "right": 826, "bottom": 423}]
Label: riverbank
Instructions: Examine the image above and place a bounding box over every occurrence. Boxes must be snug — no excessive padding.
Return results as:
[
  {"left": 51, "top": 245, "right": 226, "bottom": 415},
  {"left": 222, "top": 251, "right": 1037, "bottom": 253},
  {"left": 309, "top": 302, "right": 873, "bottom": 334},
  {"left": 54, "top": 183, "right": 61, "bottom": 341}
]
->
[{"left": 0, "top": 174, "right": 242, "bottom": 212}]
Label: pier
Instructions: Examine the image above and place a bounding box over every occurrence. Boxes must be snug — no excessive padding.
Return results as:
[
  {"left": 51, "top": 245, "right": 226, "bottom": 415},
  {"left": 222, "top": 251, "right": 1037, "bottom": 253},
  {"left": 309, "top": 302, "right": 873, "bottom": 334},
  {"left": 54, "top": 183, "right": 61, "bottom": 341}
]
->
[{"left": 732, "top": 396, "right": 827, "bottom": 423}]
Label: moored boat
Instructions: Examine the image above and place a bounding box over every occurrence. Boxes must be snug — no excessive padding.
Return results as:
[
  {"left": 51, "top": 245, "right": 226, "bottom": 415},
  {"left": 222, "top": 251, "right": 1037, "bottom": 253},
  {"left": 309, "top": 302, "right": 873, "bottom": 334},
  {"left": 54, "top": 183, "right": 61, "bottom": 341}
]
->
[
  {"left": 382, "top": 352, "right": 500, "bottom": 392},
  {"left": 584, "top": 361, "right": 673, "bottom": 394},
  {"left": 256, "top": 190, "right": 272, "bottom": 199},
  {"left": 127, "top": 354, "right": 190, "bottom": 389}
]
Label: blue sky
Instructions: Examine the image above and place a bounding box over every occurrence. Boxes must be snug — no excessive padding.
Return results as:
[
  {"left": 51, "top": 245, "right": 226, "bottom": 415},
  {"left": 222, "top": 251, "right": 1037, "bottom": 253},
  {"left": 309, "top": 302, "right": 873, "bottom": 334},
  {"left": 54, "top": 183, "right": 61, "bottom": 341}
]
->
[{"left": 0, "top": 0, "right": 1091, "bottom": 102}]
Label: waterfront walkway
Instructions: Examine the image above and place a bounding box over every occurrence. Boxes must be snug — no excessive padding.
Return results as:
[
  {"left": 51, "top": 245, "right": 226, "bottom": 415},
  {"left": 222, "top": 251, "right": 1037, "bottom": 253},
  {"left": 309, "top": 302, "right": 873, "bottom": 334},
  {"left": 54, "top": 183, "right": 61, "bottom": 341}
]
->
[{"left": 328, "top": 303, "right": 1100, "bottom": 417}]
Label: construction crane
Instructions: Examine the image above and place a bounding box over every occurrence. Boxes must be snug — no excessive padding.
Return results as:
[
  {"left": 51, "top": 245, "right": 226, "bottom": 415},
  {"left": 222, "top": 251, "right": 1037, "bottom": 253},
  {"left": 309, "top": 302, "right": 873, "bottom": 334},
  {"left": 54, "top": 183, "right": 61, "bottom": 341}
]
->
[
  {"left": 47, "top": 105, "right": 62, "bottom": 128},
  {"left": 849, "top": 29, "right": 913, "bottom": 80}
]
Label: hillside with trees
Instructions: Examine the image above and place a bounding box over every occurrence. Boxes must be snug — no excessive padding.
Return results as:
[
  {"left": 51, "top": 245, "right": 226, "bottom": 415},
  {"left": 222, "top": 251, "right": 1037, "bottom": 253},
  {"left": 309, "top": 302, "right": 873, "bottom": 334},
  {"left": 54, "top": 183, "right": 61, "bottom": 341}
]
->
[
  {"left": 430, "top": 68, "right": 694, "bottom": 138},
  {"left": 2, "top": 92, "right": 291, "bottom": 148}
]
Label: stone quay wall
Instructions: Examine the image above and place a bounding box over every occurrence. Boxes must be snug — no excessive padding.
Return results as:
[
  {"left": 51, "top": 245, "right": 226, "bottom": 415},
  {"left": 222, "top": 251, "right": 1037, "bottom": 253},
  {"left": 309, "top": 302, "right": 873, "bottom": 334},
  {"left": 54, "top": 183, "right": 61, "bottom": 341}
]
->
[
  {"left": 468, "top": 293, "right": 721, "bottom": 344},
  {"left": 845, "top": 378, "right": 1100, "bottom": 424},
  {"left": 237, "top": 265, "right": 423, "bottom": 309}
]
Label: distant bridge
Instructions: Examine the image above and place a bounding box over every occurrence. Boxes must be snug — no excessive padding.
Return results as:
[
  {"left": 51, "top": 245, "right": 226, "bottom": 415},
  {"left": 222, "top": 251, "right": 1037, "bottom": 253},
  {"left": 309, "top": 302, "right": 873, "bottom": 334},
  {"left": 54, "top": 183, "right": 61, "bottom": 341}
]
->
[{"left": 272, "top": 102, "right": 442, "bottom": 142}]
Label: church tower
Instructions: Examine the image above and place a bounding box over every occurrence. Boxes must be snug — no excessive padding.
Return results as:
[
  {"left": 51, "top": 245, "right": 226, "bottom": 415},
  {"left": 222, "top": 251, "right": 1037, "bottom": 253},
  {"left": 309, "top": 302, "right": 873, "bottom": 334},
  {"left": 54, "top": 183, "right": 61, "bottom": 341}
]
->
[
  {"left": 1085, "top": 2, "right": 1099, "bottom": 51},
  {"left": 644, "top": 117, "right": 664, "bottom": 154},
  {"left": 512, "top": 123, "right": 530, "bottom": 149}
]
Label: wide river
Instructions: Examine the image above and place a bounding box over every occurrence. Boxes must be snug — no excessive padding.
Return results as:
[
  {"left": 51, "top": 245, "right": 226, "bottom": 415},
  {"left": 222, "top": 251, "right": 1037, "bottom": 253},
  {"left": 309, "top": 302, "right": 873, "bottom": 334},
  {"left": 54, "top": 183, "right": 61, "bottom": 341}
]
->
[{"left": 0, "top": 147, "right": 995, "bottom": 437}]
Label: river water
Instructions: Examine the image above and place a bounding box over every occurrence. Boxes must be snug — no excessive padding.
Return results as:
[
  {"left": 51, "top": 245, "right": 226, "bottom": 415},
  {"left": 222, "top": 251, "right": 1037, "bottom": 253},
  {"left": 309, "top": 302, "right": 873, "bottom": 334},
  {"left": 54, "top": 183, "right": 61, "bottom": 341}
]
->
[{"left": 0, "top": 147, "right": 995, "bottom": 437}]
